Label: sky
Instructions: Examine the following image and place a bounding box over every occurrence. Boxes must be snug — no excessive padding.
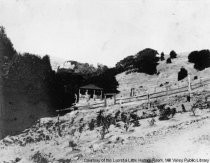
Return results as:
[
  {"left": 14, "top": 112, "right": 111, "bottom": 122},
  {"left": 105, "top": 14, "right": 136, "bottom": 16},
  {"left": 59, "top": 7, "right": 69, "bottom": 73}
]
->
[{"left": 1, "top": 0, "right": 210, "bottom": 67}]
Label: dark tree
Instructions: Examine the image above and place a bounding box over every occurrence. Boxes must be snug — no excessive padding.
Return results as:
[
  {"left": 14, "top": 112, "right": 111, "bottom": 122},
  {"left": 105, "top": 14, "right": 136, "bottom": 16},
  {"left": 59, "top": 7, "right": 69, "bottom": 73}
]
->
[
  {"left": 135, "top": 48, "right": 159, "bottom": 75},
  {"left": 42, "top": 55, "right": 52, "bottom": 71},
  {"left": 115, "top": 55, "right": 135, "bottom": 73},
  {"left": 166, "top": 58, "right": 172, "bottom": 64},
  {"left": 88, "top": 68, "right": 119, "bottom": 94},
  {"left": 0, "top": 26, "right": 16, "bottom": 60},
  {"left": 188, "top": 51, "right": 198, "bottom": 63},
  {"left": 115, "top": 48, "right": 159, "bottom": 75},
  {"left": 188, "top": 50, "right": 210, "bottom": 71},
  {"left": 178, "top": 67, "right": 188, "bottom": 81},
  {"left": 170, "top": 50, "right": 177, "bottom": 59},
  {"left": 160, "top": 52, "right": 165, "bottom": 61}
]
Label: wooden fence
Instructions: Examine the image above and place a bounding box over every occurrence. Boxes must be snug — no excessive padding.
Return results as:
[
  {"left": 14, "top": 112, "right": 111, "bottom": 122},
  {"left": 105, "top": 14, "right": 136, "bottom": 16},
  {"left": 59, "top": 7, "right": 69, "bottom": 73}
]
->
[{"left": 58, "top": 78, "right": 210, "bottom": 112}]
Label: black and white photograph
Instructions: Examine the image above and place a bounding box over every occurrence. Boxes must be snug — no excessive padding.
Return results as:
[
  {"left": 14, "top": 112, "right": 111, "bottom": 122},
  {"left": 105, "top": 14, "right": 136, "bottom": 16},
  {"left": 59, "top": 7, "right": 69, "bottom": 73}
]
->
[{"left": 1, "top": 0, "right": 210, "bottom": 162}]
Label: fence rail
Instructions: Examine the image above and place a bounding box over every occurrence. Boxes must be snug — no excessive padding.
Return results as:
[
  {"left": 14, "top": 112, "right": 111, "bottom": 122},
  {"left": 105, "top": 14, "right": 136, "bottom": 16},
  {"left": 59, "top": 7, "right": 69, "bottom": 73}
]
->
[{"left": 111, "top": 78, "right": 210, "bottom": 106}]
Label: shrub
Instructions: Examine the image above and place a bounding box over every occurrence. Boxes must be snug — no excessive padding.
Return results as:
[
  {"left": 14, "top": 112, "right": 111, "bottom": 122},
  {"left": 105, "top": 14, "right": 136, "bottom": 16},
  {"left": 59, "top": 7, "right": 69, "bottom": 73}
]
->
[
  {"left": 120, "top": 112, "right": 132, "bottom": 131},
  {"left": 170, "top": 108, "right": 176, "bottom": 118},
  {"left": 31, "top": 151, "right": 49, "bottom": 163},
  {"left": 96, "top": 110, "right": 111, "bottom": 139},
  {"left": 191, "top": 105, "right": 196, "bottom": 116},
  {"left": 181, "top": 104, "right": 186, "bottom": 112},
  {"left": 130, "top": 112, "right": 140, "bottom": 127},
  {"left": 166, "top": 58, "right": 172, "bottom": 64},
  {"left": 69, "top": 140, "right": 77, "bottom": 148},
  {"left": 96, "top": 110, "right": 105, "bottom": 127},
  {"left": 78, "top": 123, "right": 85, "bottom": 133},
  {"left": 88, "top": 119, "right": 95, "bottom": 131},
  {"left": 159, "top": 107, "right": 171, "bottom": 120},
  {"left": 178, "top": 67, "right": 188, "bottom": 81},
  {"left": 170, "top": 50, "right": 177, "bottom": 59},
  {"left": 160, "top": 52, "right": 165, "bottom": 61},
  {"left": 148, "top": 118, "right": 155, "bottom": 126},
  {"left": 115, "top": 110, "right": 121, "bottom": 122}
]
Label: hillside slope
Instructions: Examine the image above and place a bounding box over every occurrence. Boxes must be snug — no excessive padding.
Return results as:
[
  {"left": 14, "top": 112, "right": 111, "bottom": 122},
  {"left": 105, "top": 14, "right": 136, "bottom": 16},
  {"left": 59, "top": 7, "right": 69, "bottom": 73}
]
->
[
  {"left": 0, "top": 90, "right": 209, "bottom": 162},
  {"left": 116, "top": 53, "right": 210, "bottom": 97}
]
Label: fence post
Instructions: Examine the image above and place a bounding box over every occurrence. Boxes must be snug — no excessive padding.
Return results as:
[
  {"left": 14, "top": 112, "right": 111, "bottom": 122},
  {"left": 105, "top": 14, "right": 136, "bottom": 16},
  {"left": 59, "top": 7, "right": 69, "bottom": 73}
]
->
[
  {"left": 57, "top": 114, "right": 61, "bottom": 136},
  {"left": 165, "top": 85, "right": 170, "bottom": 102},
  {"left": 147, "top": 93, "right": 150, "bottom": 109},
  {"left": 104, "top": 95, "right": 107, "bottom": 107},
  {"left": 200, "top": 77, "right": 203, "bottom": 87},
  {"left": 188, "top": 74, "right": 192, "bottom": 99},
  {"left": 114, "top": 94, "right": 116, "bottom": 105}
]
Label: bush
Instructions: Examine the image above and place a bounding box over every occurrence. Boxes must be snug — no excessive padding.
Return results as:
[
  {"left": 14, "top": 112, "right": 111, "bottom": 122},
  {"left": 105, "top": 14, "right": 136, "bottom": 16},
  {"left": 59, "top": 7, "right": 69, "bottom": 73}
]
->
[
  {"left": 88, "top": 119, "right": 95, "bottom": 131},
  {"left": 120, "top": 112, "right": 130, "bottom": 131},
  {"left": 148, "top": 118, "right": 155, "bottom": 126},
  {"left": 166, "top": 58, "right": 172, "bottom": 64},
  {"left": 160, "top": 52, "right": 165, "bottom": 61},
  {"left": 158, "top": 106, "right": 171, "bottom": 120},
  {"left": 96, "top": 110, "right": 111, "bottom": 139},
  {"left": 170, "top": 50, "right": 177, "bottom": 59},
  {"left": 188, "top": 50, "right": 210, "bottom": 70},
  {"left": 130, "top": 112, "right": 140, "bottom": 127},
  {"left": 31, "top": 151, "right": 49, "bottom": 163},
  {"left": 178, "top": 67, "right": 188, "bottom": 81},
  {"left": 69, "top": 140, "right": 77, "bottom": 148},
  {"left": 181, "top": 104, "right": 186, "bottom": 112}
]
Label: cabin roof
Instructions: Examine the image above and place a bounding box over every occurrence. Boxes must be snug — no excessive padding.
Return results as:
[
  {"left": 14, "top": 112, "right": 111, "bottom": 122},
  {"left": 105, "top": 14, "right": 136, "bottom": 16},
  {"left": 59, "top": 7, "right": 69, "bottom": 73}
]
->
[{"left": 80, "top": 84, "right": 103, "bottom": 90}]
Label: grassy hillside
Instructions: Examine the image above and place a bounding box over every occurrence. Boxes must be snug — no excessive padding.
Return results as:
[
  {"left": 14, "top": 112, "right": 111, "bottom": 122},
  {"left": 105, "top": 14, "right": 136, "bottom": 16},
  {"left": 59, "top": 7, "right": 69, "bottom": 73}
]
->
[{"left": 116, "top": 53, "right": 210, "bottom": 97}]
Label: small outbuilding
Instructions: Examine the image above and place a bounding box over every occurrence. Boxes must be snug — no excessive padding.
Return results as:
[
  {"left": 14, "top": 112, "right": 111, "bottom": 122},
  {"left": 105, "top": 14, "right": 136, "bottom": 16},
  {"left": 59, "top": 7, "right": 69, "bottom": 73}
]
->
[{"left": 78, "top": 84, "right": 103, "bottom": 102}]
